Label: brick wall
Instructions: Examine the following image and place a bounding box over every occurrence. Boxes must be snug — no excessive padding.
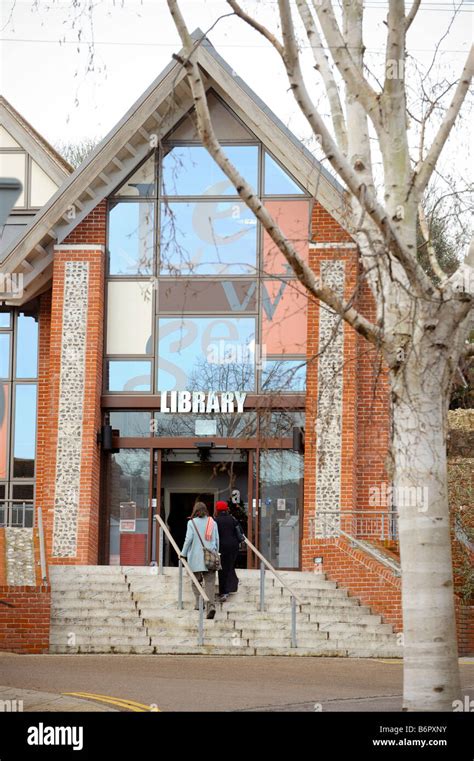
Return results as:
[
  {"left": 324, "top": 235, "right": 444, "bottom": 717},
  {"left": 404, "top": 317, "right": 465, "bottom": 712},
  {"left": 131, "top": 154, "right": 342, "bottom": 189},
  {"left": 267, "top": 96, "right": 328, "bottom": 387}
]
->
[
  {"left": 0, "top": 585, "right": 51, "bottom": 654},
  {"left": 456, "top": 601, "right": 474, "bottom": 657},
  {"left": 310, "top": 537, "right": 403, "bottom": 631},
  {"left": 35, "top": 203, "right": 106, "bottom": 565}
]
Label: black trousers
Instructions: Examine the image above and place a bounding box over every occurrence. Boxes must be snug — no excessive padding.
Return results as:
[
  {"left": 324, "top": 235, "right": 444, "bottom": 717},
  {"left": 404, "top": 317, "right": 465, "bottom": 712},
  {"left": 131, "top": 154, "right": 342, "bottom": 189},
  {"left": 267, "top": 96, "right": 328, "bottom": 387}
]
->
[{"left": 218, "top": 546, "right": 239, "bottom": 595}]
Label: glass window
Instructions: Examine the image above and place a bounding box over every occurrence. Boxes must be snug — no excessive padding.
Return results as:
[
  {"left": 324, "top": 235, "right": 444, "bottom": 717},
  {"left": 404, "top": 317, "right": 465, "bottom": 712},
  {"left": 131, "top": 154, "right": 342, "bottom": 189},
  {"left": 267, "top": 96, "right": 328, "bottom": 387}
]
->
[
  {"left": 109, "top": 411, "right": 152, "bottom": 437},
  {"left": 153, "top": 411, "right": 257, "bottom": 438},
  {"left": 158, "top": 279, "right": 257, "bottom": 313},
  {"left": 107, "top": 449, "right": 150, "bottom": 566},
  {"left": 159, "top": 201, "right": 257, "bottom": 276},
  {"left": 0, "top": 334, "right": 10, "bottom": 378},
  {"left": 107, "top": 360, "right": 152, "bottom": 392},
  {"left": 106, "top": 281, "right": 153, "bottom": 355},
  {"left": 0, "top": 312, "right": 11, "bottom": 328},
  {"left": 15, "top": 313, "right": 38, "bottom": 378},
  {"left": 13, "top": 384, "right": 37, "bottom": 478},
  {"left": 263, "top": 200, "right": 310, "bottom": 274},
  {"left": 261, "top": 280, "right": 307, "bottom": 354},
  {"left": 261, "top": 359, "right": 306, "bottom": 392},
  {"left": 259, "top": 411, "right": 305, "bottom": 439},
  {"left": 259, "top": 450, "right": 303, "bottom": 568},
  {"left": 108, "top": 201, "right": 154, "bottom": 275},
  {"left": 264, "top": 152, "right": 305, "bottom": 196},
  {"left": 162, "top": 145, "right": 258, "bottom": 196},
  {"left": 0, "top": 153, "right": 26, "bottom": 206},
  {"left": 30, "top": 161, "right": 58, "bottom": 207},
  {"left": 115, "top": 155, "right": 156, "bottom": 198},
  {"left": 157, "top": 316, "right": 256, "bottom": 391},
  {"left": 0, "top": 383, "right": 9, "bottom": 480}
]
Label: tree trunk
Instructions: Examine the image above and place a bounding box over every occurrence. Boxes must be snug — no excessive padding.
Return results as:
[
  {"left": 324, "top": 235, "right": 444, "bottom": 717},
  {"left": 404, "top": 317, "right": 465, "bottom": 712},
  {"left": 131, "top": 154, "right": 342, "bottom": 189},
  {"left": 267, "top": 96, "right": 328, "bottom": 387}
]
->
[{"left": 391, "top": 358, "right": 461, "bottom": 711}]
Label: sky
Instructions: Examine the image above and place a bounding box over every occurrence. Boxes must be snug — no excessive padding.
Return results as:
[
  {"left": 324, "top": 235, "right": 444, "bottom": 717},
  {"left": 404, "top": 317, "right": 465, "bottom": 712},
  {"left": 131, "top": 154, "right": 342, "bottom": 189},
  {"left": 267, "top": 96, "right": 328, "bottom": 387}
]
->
[{"left": 0, "top": 0, "right": 472, "bottom": 189}]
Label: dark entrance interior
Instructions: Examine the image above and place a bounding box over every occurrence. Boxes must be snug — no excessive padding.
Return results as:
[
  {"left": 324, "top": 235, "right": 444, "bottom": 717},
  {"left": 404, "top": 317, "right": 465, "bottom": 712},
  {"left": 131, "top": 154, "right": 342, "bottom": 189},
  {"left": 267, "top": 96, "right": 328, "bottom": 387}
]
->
[{"left": 167, "top": 491, "right": 214, "bottom": 565}]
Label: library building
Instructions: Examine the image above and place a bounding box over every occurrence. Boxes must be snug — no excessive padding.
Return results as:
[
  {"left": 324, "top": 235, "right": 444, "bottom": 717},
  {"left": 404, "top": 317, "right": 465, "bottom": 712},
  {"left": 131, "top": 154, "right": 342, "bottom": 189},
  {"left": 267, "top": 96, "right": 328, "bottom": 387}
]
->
[{"left": 0, "top": 31, "right": 471, "bottom": 657}]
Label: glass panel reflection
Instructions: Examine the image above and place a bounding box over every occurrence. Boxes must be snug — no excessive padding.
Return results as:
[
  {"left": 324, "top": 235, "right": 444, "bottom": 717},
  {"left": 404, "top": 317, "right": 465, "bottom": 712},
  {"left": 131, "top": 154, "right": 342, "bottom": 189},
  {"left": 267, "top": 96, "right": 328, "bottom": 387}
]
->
[
  {"left": 160, "top": 202, "right": 257, "bottom": 276},
  {"left": 261, "top": 360, "right": 306, "bottom": 392},
  {"left": 115, "top": 155, "right": 156, "bottom": 197},
  {"left": 0, "top": 334, "right": 10, "bottom": 378},
  {"left": 261, "top": 280, "right": 307, "bottom": 354},
  {"left": 153, "top": 411, "right": 257, "bottom": 438},
  {"left": 16, "top": 313, "right": 38, "bottom": 378},
  {"left": 0, "top": 383, "right": 8, "bottom": 479},
  {"left": 109, "top": 411, "right": 152, "bottom": 437},
  {"left": 162, "top": 145, "right": 258, "bottom": 196},
  {"left": 108, "top": 201, "right": 154, "bottom": 275},
  {"left": 108, "top": 449, "right": 150, "bottom": 566},
  {"left": 264, "top": 152, "right": 305, "bottom": 196},
  {"left": 157, "top": 316, "right": 256, "bottom": 391},
  {"left": 259, "top": 450, "right": 303, "bottom": 568},
  {"left": 107, "top": 360, "right": 152, "bottom": 392},
  {"left": 13, "top": 384, "right": 37, "bottom": 478}
]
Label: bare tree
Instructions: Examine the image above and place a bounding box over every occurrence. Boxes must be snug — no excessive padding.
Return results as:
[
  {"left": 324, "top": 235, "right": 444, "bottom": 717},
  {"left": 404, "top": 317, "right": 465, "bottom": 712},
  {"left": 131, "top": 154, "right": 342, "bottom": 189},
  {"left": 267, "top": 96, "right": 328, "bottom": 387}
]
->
[{"left": 167, "top": 0, "right": 474, "bottom": 711}]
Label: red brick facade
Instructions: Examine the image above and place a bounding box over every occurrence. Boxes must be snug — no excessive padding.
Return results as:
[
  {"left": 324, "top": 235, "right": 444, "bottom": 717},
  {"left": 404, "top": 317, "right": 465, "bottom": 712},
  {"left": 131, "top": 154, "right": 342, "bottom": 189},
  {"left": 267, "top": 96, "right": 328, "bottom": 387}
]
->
[{"left": 35, "top": 205, "right": 106, "bottom": 565}]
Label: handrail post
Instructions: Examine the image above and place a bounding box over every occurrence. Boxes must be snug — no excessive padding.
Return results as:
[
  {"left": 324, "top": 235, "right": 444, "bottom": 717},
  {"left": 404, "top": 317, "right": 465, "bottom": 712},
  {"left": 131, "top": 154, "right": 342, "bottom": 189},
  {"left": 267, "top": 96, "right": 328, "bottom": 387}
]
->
[
  {"left": 259, "top": 560, "right": 265, "bottom": 612},
  {"left": 178, "top": 559, "right": 183, "bottom": 610},
  {"left": 198, "top": 595, "right": 204, "bottom": 645},
  {"left": 291, "top": 595, "right": 297, "bottom": 648},
  {"left": 158, "top": 526, "right": 164, "bottom": 575},
  {"left": 37, "top": 506, "right": 47, "bottom": 584}
]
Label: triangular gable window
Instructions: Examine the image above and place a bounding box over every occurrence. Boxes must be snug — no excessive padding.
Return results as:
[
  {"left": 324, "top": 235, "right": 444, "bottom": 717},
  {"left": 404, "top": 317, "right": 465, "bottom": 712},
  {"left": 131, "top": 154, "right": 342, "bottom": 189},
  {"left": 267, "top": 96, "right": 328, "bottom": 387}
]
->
[{"left": 264, "top": 151, "right": 305, "bottom": 196}]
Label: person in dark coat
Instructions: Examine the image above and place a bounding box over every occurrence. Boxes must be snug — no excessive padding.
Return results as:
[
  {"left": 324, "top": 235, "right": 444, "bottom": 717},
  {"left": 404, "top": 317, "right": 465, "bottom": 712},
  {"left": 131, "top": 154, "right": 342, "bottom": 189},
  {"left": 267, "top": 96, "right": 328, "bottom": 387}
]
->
[{"left": 214, "top": 500, "right": 244, "bottom": 601}]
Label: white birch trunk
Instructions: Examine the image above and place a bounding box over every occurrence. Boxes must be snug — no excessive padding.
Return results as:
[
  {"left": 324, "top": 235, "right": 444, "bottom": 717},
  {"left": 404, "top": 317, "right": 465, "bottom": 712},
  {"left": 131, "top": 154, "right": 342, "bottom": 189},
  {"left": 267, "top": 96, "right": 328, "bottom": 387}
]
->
[{"left": 390, "top": 364, "right": 461, "bottom": 710}]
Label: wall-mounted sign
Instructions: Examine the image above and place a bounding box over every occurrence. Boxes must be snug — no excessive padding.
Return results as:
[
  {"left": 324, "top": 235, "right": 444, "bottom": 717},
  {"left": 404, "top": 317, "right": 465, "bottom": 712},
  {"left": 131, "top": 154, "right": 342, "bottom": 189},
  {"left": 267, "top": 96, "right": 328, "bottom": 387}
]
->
[
  {"left": 160, "top": 390, "right": 246, "bottom": 414},
  {"left": 195, "top": 419, "right": 217, "bottom": 436},
  {"left": 120, "top": 519, "right": 136, "bottom": 533},
  {"left": 277, "top": 498, "right": 286, "bottom": 511}
]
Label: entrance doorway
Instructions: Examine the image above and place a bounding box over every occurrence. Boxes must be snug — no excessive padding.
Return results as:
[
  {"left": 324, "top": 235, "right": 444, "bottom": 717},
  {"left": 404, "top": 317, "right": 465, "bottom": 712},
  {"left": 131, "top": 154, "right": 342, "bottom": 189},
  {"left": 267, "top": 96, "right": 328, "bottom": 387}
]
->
[
  {"left": 166, "top": 490, "right": 216, "bottom": 565},
  {"left": 104, "top": 443, "right": 303, "bottom": 570}
]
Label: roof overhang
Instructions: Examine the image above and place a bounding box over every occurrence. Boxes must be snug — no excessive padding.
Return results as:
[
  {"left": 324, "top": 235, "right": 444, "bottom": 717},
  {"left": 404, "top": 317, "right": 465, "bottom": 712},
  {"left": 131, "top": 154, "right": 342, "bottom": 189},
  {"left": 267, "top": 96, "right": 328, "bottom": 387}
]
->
[{"left": 0, "top": 29, "right": 350, "bottom": 306}]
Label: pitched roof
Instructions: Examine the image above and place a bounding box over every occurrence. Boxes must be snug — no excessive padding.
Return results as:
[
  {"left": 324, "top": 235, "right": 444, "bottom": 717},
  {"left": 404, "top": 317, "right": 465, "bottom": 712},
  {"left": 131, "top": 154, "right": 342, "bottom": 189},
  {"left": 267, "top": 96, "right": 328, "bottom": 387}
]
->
[
  {"left": 0, "top": 29, "right": 349, "bottom": 305},
  {"left": 0, "top": 96, "right": 73, "bottom": 179}
]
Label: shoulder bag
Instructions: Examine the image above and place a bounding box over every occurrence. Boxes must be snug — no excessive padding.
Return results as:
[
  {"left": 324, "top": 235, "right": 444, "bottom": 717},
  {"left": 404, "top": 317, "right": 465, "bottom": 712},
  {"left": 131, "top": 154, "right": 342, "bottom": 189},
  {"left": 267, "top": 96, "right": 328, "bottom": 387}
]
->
[{"left": 191, "top": 518, "right": 222, "bottom": 571}]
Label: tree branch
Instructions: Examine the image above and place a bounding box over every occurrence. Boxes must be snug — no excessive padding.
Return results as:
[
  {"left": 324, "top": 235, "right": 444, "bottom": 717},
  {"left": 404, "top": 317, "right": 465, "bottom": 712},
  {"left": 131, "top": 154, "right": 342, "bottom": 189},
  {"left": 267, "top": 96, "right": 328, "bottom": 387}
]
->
[
  {"left": 167, "top": 0, "right": 381, "bottom": 347},
  {"left": 418, "top": 203, "right": 449, "bottom": 285},
  {"left": 295, "top": 0, "right": 348, "bottom": 154},
  {"left": 313, "top": 0, "right": 383, "bottom": 137},
  {"left": 405, "top": 0, "right": 421, "bottom": 31},
  {"left": 227, "top": 0, "right": 284, "bottom": 56},
  {"left": 415, "top": 46, "right": 474, "bottom": 194}
]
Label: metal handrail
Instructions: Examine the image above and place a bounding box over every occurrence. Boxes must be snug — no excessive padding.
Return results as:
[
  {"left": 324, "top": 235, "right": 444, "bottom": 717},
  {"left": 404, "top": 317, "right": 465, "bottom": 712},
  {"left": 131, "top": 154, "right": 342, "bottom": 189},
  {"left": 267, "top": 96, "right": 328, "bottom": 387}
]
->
[
  {"left": 339, "top": 530, "right": 401, "bottom": 576},
  {"left": 243, "top": 537, "right": 304, "bottom": 605},
  {"left": 154, "top": 514, "right": 209, "bottom": 645},
  {"left": 243, "top": 536, "right": 303, "bottom": 648},
  {"left": 154, "top": 515, "right": 306, "bottom": 649},
  {"left": 0, "top": 500, "right": 34, "bottom": 528}
]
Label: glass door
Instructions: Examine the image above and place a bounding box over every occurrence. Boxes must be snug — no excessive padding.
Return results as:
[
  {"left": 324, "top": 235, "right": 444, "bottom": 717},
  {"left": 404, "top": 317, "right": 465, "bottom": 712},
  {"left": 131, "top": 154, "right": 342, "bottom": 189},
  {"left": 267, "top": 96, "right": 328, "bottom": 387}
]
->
[
  {"left": 258, "top": 450, "right": 303, "bottom": 569},
  {"left": 107, "top": 448, "right": 152, "bottom": 565}
]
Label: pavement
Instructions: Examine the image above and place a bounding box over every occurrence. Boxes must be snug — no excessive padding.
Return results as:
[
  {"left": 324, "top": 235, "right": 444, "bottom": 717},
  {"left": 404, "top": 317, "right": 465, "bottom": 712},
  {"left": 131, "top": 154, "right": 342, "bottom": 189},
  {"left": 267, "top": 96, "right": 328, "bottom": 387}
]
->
[{"left": 0, "top": 654, "right": 473, "bottom": 712}]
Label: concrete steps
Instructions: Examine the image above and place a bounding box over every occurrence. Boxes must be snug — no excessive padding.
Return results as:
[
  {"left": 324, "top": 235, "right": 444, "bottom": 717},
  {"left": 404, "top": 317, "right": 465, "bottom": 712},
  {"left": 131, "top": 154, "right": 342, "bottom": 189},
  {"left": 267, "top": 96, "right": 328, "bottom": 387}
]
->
[{"left": 49, "top": 565, "right": 402, "bottom": 657}]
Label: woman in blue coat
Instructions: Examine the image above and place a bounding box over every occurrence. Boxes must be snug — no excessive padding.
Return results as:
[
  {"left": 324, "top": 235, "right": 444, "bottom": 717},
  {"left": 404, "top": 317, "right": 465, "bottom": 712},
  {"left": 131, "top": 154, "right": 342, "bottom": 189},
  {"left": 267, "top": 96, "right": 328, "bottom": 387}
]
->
[{"left": 181, "top": 502, "right": 219, "bottom": 619}]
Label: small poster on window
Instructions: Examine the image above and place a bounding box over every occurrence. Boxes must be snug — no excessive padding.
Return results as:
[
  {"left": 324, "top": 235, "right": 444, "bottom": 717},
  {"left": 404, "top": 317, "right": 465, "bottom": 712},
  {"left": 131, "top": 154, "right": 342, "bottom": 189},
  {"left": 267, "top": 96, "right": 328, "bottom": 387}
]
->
[
  {"left": 277, "top": 498, "right": 286, "bottom": 511},
  {"left": 195, "top": 419, "right": 217, "bottom": 436}
]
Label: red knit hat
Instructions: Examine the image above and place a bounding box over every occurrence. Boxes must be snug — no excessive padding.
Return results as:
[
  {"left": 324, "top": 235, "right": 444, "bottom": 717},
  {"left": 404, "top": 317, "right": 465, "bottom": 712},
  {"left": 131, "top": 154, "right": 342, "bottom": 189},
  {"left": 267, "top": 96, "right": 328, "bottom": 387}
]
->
[{"left": 215, "top": 501, "right": 228, "bottom": 512}]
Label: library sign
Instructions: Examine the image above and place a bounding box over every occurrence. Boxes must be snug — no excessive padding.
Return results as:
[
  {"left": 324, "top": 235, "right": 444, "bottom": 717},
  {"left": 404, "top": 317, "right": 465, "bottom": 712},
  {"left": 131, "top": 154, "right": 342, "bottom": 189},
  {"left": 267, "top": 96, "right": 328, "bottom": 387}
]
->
[{"left": 159, "top": 390, "right": 247, "bottom": 414}]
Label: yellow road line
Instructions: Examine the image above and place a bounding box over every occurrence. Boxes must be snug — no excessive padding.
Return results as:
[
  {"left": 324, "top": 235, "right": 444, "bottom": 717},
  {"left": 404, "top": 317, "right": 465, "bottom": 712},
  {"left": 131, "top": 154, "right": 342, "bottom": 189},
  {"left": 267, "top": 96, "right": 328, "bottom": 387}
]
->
[{"left": 63, "top": 691, "right": 160, "bottom": 712}]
